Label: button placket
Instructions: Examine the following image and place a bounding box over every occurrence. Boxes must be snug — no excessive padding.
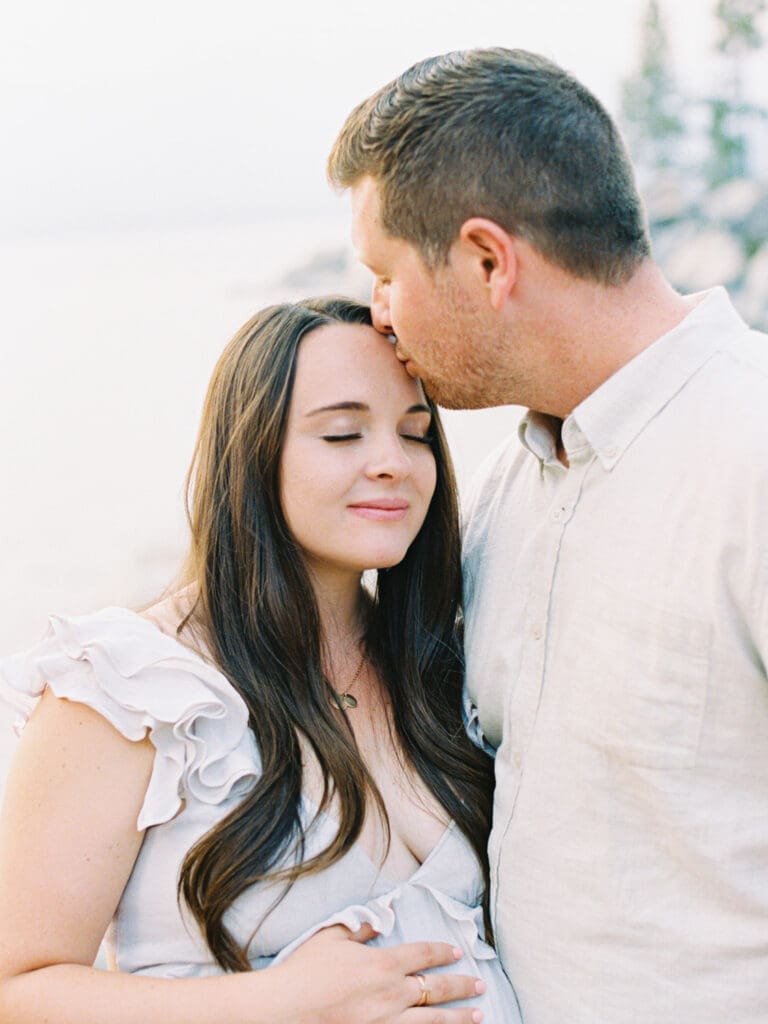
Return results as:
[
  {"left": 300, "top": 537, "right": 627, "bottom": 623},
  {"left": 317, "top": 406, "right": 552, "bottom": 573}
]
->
[
  {"left": 512, "top": 479, "right": 580, "bottom": 740},
  {"left": 491, "top": 460, "right": 591, "bottom": 911}
]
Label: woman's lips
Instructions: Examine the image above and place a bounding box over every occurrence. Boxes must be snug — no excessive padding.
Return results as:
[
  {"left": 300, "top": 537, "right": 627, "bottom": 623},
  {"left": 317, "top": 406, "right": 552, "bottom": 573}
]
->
[{"left": 348, "top": 499, "right": 409, "bottom": 521}]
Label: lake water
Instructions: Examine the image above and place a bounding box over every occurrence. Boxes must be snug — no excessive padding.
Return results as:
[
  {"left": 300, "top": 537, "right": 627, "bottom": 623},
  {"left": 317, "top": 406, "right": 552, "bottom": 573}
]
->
[{"left": 0, "top": 215, "right": 521, "bottom": 789}]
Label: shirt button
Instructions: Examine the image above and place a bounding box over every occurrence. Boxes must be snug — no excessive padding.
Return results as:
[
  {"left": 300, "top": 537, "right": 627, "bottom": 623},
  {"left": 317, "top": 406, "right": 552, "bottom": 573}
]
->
[
  {"left": 604, "top": 445, "right": 619, "bottom": 459},
  {"left": 513, "top": 752, "right": 522, "bottom": 770},
  {"left": 530, "top": 625, "right": 543, "bottom": 640}
]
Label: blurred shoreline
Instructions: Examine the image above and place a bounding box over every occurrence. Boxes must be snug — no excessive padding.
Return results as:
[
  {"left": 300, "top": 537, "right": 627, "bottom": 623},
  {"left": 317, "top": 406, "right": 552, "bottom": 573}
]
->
[{"left": 0, "top": 215, "right": 521, "bottom": 787}]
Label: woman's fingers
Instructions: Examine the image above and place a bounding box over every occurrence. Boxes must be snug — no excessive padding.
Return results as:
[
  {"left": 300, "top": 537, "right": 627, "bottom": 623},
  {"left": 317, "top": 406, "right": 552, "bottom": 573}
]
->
[
  {"left": 400, "top": 1009, "right": 484, "bottom": 1024},
  {"left": 316, "top": 929, "right": 468, "bottom": 983},
  {"left": 281, "top": 927, "right": 487, "bottom": 1022},
  {"left": 321, "top": 932, "right": 484, "bottom": 1009},
  {"left": 388, "top": 940, "right": 465, "bottom": 973},
  {"left": 406, "top": 971, "right": 486, "bottom": 1010},
  {"left": 318, "top": 921, "right": 380, "bottom": 944}
]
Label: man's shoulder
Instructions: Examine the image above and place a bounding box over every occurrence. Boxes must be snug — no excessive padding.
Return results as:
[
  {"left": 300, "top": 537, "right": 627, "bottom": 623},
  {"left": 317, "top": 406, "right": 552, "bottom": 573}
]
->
[
  {"left": 724, "top": 326, "right": 768, "bottom": 377},
  {"left": 705, "top": 327, "right": 768, "bottom": 442}
]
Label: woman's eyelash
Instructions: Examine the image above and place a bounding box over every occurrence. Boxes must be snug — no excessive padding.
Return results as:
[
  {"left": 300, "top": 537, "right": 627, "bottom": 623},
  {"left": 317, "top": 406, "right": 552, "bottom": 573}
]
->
[{"left": 321, "top": 432, "right": 432, "bottom": 445}]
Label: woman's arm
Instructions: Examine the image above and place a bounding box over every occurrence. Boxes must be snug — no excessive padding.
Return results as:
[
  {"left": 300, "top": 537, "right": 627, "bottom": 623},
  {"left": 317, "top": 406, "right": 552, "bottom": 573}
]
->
[
  {"left": 0, "top": 690, "right": 484, "bottom": 1024},
  {"left": 0, "top": 687, "right": 155, "bottom": 977}
]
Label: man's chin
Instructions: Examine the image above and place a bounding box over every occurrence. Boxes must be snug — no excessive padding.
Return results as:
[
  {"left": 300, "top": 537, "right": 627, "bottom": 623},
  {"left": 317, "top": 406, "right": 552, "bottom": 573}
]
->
[{"left": 420, "top": 378, "right": 482, "bottom": 410}]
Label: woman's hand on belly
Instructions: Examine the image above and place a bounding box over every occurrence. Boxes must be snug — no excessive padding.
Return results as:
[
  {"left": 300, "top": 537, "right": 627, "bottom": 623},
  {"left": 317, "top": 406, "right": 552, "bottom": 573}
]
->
[{"left": 272, "top": 922, "right": 485, "bottom": 1023}]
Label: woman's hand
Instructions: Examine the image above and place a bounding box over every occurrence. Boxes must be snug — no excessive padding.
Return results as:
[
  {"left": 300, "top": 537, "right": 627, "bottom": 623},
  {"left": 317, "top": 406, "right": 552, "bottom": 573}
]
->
[{"left": 273, "top": 923, "right": 485, "bottom": 1023}]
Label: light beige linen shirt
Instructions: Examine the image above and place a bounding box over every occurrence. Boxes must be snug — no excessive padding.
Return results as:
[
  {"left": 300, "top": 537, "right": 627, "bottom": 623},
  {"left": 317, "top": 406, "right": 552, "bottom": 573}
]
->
[{"left": 462, "top": 288, "right": 768, "bottom": 1024}]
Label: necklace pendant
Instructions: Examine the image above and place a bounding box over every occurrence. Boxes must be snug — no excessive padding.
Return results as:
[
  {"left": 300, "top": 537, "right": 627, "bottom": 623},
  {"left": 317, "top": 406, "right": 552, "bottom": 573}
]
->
[{"left": 328, "top": 649, "right": 365, "bottom": 711}]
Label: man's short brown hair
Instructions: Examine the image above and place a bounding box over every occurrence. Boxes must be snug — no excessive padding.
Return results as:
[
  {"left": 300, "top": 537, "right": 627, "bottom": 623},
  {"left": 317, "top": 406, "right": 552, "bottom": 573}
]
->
[{"left": 328, "top": 48, "right": 651, "bottom": 286}]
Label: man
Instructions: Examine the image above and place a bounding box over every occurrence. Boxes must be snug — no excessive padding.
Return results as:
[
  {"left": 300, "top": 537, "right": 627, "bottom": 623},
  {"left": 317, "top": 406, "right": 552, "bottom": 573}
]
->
[{"left": 328, "top": 48, "right": 768, "bottom": 1023}]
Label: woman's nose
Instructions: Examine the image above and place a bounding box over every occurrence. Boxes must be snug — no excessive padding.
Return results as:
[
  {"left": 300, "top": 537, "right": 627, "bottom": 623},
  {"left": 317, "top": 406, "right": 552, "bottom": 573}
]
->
[{"left": 364, "top": 433, "right": 411, "bottom": 480}]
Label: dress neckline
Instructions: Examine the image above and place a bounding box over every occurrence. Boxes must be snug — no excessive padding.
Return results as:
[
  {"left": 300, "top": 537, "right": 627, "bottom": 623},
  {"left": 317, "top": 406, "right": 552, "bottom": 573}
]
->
[
  {"left": 116, "top": 607, "right": 458, "bottom": 880},
  {"left": 306, "top": 798, "right": 457, "bottom": 887}
]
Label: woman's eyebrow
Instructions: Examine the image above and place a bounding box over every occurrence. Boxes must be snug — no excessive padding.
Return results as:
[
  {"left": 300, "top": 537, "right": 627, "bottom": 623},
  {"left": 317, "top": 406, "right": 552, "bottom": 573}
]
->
[
  {"left": 304, "top": 402, "right": 432, "bottom": 417},
  {"left": 305, "top": 401, "right": 369, "bottom": 417}
]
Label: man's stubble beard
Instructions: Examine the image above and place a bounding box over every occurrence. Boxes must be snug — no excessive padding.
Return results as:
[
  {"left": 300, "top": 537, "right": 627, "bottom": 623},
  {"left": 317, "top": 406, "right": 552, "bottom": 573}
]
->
[{"left": 422, "top": 275, "right": 525, "bottom": 410}]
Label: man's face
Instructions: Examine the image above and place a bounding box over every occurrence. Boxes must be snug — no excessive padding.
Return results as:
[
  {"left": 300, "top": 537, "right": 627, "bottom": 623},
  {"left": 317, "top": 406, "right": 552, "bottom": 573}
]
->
[{"left": 350, "top": 176, "right": 509, "bottom": 410}]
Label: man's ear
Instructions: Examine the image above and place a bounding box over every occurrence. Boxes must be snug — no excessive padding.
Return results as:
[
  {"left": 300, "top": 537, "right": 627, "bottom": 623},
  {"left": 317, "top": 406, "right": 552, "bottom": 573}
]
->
[{"left": 457, "top": 218, "right": 517, "bottom": 312}]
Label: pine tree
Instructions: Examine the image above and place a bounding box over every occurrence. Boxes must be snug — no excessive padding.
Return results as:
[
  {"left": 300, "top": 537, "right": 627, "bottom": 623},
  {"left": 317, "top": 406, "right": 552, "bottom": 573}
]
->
[
  {"left": 621, "top": 0, "right": 685, "bottom": 172},
  {"left": 706, "top": 0, "right": 766, "bottom": 186},
  {"left": 715, "top": 0, "right": 765, "bottom": 53}
]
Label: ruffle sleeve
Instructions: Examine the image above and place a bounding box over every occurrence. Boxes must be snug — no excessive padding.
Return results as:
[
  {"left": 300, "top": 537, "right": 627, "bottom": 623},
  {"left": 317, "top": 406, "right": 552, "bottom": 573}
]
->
[{"left": 0, "top": 608, "right": 261, "bottom": 830}]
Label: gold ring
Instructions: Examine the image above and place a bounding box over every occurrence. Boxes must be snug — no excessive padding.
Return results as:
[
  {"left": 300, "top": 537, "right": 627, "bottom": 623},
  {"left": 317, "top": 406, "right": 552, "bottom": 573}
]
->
[{"left": 415, "top": 973, "right": 431, "bottom": 1007}]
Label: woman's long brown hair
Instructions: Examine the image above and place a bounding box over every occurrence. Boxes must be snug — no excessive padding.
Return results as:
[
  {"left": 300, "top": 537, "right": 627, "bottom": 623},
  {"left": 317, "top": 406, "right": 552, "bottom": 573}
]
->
[{"left": 177, "top": 297, "right": 494, "bottom": 970}]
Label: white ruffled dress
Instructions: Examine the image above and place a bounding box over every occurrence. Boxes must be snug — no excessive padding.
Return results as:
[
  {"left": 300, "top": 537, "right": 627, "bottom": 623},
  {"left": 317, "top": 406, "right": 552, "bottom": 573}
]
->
[{"left": 0, "top": 608, "right": 521, "bottom": 1020}]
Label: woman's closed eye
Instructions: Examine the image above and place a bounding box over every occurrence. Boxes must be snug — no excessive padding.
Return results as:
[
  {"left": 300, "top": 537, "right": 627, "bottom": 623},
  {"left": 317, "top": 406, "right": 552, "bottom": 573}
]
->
[
  {"left": 321, "top": 431, "right": 431, "bottom": 446},
  {"left": 399, "top": 411, "right": 433, "bottom": 446},
  {"left": 322, "top": 433, "right": 363, "bottom": 443}
]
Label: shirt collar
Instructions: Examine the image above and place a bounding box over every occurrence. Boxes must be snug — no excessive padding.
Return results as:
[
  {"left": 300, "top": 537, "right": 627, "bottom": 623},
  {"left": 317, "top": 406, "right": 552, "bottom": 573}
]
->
[
  {"left": 518, "top": 411, "right": 561, "bottom": 465},
  {"left": 518, "top": 287, "right": 748, "bottom": 471}
]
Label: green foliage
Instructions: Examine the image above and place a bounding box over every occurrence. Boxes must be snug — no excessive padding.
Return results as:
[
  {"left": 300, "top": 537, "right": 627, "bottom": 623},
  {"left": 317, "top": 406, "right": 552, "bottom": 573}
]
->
[
  {"left": 708, "top": 98, "right": 748, "bottom": 185},
  {"left": 706, "top": 0, "right": 766, "bottom": 187},
  {"left": 621, "top": 0, "right": 684, "bottom": 169},
  {"left": 715, "top": 0, "right": 765, "bottom": 54},
  {"left": 620, "top": 0, "right": 768, "bottom": 328}
]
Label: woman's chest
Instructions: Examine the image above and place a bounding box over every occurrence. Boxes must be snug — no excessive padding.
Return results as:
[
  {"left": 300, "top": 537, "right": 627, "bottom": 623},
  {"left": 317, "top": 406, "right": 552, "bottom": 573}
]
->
[{"left": 303, "top": 713, "right": 450, "bottom": 879}]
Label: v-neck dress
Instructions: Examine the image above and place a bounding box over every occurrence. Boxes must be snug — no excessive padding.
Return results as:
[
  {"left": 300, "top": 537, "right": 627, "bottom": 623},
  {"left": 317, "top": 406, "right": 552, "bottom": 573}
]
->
[{"left": 0, "top": 608, "right": 521, "bottom": 1021}]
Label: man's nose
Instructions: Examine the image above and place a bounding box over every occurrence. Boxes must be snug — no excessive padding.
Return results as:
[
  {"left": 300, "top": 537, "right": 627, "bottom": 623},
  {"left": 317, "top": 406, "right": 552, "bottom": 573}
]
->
[{"left": 371, "top": 280, "right": 393, "bottom": 336}]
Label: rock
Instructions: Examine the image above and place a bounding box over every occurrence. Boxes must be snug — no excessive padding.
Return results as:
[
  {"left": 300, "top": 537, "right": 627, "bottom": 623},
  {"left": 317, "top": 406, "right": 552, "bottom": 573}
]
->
[
  {"left": 645, "top": 171, "right": 694, "bottom": 224},
  {"left": 663, "top": 226, "right": 745, "bottom": 290},
  {"left": 280, "top": 247, "right": 350, "bottom": 288},
  {"left": 703, "top": 178, "right": 766, "bottom": 223}
]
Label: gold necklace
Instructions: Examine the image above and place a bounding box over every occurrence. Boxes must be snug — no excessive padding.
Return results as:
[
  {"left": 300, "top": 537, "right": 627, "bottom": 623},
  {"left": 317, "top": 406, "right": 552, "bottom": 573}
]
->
[{"left": 330, "top": 649, "right": 366, "bottom": 710}]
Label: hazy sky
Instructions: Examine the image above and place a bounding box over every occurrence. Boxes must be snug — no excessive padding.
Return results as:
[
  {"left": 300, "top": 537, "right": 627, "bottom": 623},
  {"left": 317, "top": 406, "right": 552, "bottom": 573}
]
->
[{"left": 2, "top": 0, "right": 736, "bottom": 238}]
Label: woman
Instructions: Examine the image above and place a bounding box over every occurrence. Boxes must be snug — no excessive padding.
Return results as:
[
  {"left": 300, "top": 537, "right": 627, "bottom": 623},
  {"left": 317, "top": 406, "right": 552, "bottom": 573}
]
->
[{"left": 0, "top": 297, "right": 521, "bottom": 1022}]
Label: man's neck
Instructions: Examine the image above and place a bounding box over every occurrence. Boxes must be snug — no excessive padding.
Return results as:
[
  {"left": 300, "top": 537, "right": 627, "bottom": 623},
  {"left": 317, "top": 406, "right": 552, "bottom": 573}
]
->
[{"left": 516, "top": 258, "right": 695, "bottom": 420}]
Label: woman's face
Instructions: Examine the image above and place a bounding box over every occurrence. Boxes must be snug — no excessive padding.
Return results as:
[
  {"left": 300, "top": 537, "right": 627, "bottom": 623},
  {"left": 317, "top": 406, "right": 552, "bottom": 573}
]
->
[{"left": 280, "top": 321, "right": 437, "bottom": 585}]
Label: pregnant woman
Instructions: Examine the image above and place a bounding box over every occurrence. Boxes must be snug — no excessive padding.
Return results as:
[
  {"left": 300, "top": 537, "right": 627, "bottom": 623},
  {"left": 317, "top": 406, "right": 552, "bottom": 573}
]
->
[{"left": 0, "top": 297, "right": 521, "bottom": 1022}]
